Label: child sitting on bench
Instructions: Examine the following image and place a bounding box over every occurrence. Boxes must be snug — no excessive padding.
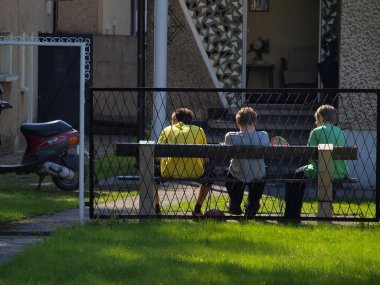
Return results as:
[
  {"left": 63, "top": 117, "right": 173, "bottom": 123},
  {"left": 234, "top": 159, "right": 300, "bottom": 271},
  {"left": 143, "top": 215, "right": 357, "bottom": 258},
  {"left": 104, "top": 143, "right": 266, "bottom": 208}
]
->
[
  {"left": 224, "top": 107, "right": 270, "bottom": 218},
  {"left": 284, "top": 104, "right": 348, "bottom": 222}
]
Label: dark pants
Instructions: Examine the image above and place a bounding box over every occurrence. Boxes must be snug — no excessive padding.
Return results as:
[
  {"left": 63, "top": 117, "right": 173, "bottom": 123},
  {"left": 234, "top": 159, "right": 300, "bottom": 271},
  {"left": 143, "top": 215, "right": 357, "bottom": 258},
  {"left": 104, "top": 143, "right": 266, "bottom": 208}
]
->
[
  {"left": 225, "top": 172, "right": 265, "bottom": 218},
  {"left": 284, "top": 166, "right": 307, "bottom": 221}
]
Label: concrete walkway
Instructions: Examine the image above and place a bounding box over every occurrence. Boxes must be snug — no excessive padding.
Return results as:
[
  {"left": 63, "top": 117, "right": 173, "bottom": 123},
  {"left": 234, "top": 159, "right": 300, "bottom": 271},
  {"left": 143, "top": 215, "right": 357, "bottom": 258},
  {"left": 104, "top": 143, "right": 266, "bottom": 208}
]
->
[{"left": 0, "top": 208, "right": 88, "bottom": 265}]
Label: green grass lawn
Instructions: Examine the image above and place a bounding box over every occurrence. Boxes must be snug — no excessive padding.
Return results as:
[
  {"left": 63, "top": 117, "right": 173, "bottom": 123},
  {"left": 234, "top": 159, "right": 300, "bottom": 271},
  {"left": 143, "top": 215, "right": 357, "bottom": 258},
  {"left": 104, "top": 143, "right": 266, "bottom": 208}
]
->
[
  {"left": 164, "top": 192, "right": 376, "bottom": 219},
  {"left": 0, "top": 221, "right": 379, "bottom": 284},
  {"left": 94, "top": 155, "right": 137, "bottom": 182},
  {"left": 0, "top": 174, "right": 78, "bottom": 222},
  {"left": 0, "top": 173, "right": 136, "bottom": 223}
]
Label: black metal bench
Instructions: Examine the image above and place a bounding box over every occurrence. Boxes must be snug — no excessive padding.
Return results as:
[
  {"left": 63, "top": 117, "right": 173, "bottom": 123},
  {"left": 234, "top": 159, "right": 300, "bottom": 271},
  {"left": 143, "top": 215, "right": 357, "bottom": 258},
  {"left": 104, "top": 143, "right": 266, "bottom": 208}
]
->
[{"left": 116, "top": 141, "right": 358, "bottom": 217}]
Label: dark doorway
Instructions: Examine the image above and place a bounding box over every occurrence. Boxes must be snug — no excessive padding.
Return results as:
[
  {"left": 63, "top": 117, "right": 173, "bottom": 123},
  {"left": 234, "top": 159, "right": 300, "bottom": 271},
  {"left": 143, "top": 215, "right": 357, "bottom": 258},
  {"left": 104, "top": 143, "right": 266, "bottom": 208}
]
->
[{"left": 38, "top": 34, "right": 92, "bottom": 129}]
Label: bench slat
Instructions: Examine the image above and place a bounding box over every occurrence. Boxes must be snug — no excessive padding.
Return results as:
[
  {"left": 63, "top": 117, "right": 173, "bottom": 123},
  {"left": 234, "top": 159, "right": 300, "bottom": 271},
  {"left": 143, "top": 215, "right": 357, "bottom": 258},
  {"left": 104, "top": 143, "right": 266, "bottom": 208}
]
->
[{"left": 116, "top": 142, "right": 357, "bottom": 160}]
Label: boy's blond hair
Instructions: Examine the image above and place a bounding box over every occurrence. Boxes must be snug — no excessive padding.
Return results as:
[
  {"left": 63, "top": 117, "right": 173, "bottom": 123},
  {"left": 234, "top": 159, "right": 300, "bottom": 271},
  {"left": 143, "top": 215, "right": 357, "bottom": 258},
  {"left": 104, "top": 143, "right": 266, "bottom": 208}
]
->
[
  {"left": 315, "top": 104, "right": 337, "bottom": 125},
  {"left": 236, "top": 107, "right": 257, "bottom": 126}
]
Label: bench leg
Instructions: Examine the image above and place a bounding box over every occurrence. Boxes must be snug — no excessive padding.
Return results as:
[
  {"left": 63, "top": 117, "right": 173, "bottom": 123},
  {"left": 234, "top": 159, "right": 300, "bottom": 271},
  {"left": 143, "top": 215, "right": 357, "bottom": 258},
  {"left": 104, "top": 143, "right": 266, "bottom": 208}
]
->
[
  {"left": 317, "top": 144, "right": 333, "bottom": 218},
  {"left": 139, "top": 141, "right": 156, "bottom": 215}
]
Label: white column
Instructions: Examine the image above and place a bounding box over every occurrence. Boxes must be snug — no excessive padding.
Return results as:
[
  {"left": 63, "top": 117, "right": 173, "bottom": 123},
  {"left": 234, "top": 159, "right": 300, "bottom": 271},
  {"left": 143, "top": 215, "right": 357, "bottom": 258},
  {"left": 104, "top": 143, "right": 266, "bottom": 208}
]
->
[
  {"left": 151, "top": 0, "right": 168, "bottom": 141},
  {"left": 27, "top": 44, "right": 34, "bottom": 123}
]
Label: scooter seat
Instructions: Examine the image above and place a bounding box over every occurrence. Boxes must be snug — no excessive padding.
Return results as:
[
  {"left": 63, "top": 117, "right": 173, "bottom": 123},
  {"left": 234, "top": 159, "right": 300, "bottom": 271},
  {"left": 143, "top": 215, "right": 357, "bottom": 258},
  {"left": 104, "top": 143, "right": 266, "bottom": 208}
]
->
[{"left": 20, "top": 120, "right": 73, "bottom": 137}]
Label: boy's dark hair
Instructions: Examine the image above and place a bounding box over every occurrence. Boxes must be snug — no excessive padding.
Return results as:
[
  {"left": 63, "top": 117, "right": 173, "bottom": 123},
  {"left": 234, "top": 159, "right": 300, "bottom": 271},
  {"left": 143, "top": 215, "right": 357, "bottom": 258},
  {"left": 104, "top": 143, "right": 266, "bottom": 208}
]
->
[
  {"left": 315, "top": 104, "right": 337, "bottom": 125},
  {"left": 173, "top": 108, "right": 194, "bottom": 125},
  {"left": 236, "top": 107, "right": 257, "bottom": 126}
]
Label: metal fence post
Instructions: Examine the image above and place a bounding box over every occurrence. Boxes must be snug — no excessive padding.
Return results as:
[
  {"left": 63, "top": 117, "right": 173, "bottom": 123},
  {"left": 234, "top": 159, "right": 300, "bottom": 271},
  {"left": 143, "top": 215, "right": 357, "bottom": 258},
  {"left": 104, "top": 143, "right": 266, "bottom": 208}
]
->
[
  {"left": 139, "top": 140, "right": 156, "bottom": 215},
  {"left": 317, "top": 144, "right": 333, "bottom": 218},
  {"left": 377, "top": 90, "right": 380, "bottom": 221},
  {"left": 88, "top": 87, "right": 94, "bottom": 219}
]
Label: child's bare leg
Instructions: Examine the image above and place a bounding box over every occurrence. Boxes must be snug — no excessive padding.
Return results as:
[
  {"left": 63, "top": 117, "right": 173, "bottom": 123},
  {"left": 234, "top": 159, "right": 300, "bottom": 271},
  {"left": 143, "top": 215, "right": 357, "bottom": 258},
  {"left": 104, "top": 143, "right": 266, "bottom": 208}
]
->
[{"left": 193, "top": 185, "right": 211, "bottom": 215}]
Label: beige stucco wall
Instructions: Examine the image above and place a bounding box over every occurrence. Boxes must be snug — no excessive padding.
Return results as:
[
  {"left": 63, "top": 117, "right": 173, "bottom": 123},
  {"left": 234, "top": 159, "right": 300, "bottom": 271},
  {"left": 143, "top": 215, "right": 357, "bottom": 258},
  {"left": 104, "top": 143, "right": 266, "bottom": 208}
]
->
[
  {"left": 57, "top": 0, "right": 137, "bottom": 122},
  {"left": 57, "top": 0, "right": 99, "bottom": 34},
  {"left": 0, "top": 0, "right": 52, "bottom": 153},
  {"left": 147, "top": 1, "right": 214, "bottom": 89},
  {"left": 92, "top": 35, "right": 137, "bottom": 121},
  {"left": 339, "top": 0, "right": 380, "bottom": 130},
  {"left": 58, "top": 0, "right": 132, "bottom": 36},
  {"left": 93, "top": 35, "right": 137, "bottom": 87},
  {"left": 57, "top": 0, "right": 137, "bottom": 87},
  {"left": 247, "top": 0, "right": 319, "bottom": 88}
]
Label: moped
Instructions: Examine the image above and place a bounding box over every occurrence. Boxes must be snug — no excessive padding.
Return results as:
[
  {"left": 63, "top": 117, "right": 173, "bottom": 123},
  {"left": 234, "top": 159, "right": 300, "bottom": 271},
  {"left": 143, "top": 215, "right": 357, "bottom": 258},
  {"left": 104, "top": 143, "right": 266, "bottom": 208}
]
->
[{"left": 0, "top": 84, "right": 81, "bottom": 191}]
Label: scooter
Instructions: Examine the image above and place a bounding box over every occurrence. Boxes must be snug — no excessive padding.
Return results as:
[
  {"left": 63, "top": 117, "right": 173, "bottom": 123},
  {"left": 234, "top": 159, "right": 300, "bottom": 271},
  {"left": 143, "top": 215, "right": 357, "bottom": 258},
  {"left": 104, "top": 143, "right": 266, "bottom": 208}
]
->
[{"left": 0, "top": 84, "right": 81, "bottom": 191}]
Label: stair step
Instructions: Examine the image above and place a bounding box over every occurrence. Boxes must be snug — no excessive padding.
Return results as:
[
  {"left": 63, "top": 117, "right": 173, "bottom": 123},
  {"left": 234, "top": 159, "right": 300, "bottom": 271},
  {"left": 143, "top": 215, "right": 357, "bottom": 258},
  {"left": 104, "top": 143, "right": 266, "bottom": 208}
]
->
[
  {"left": 206, "top": 130, "right": 310, "bottom": 145},
  {"left": 247, "top": 103, "right": 317, "bottom": 116},
  {"left": 206, "top": 103, "right": 316, "bottom": 145},
  {"left": 208, "top": 104, "right": 316, "bottom": 119},
  {"left": 245, "top": 91, "right": 319, "bottom": 104},
  {"left": 208, "top": 118, "right": 314, "bottom": 131}
]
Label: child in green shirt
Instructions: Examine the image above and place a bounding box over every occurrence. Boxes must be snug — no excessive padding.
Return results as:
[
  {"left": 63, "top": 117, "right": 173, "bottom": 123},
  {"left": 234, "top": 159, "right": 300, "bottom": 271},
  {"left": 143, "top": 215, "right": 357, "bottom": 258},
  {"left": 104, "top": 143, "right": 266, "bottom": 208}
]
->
[{"left": 284, "top": 104, "right": 348, "bottom": 222}]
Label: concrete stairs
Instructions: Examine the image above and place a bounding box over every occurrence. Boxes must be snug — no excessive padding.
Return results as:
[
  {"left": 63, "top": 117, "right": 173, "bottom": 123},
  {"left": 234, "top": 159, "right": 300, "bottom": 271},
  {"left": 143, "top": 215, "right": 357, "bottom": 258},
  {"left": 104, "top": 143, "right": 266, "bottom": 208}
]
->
[{"left": 205, "top": 103, "right": 316, "bottom": 145}]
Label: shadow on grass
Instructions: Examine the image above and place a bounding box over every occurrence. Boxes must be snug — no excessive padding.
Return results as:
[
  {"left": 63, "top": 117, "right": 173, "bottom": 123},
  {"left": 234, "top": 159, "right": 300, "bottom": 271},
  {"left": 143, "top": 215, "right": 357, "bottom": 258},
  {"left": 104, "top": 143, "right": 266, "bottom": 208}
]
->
[{"left": 0, "top": 221, "right": 379, "bottom": 284}]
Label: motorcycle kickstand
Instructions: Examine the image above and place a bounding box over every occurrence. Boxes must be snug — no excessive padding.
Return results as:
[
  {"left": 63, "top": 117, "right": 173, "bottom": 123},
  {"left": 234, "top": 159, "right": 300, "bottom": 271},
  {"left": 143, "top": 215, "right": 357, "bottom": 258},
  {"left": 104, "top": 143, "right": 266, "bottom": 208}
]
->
[{"left": 36, "top": 174, "right": 47, "bottom": 191}]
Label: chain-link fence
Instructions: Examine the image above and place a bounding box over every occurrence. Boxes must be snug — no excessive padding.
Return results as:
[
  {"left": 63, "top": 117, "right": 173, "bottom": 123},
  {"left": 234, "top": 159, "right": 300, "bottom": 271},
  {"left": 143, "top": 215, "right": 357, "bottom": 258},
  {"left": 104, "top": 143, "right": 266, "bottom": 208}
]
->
[{"left": 89, "top": 88, "right": 379, "bottom": 222}]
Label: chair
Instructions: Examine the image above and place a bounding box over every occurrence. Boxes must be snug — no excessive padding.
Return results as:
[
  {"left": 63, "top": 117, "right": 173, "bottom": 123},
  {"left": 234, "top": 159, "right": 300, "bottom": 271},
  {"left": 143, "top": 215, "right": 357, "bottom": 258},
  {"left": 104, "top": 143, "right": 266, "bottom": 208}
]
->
[{"left": 281, "top": 47, "right": 318, "bottom": 88}]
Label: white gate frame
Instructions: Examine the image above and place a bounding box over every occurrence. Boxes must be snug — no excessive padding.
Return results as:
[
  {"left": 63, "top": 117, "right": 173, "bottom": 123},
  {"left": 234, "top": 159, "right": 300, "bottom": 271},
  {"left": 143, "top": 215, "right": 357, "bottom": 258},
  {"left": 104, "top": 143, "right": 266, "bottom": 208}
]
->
[{"left": 0, "top": 36, "right": 91, "bottom": 224}]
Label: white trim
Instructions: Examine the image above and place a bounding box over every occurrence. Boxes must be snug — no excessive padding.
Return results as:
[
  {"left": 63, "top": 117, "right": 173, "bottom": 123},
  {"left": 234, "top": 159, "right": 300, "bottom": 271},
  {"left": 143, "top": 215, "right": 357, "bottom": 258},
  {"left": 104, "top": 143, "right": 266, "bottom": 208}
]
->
[{"left": 0, "top": 36, "right": 88, "bottom": 224}]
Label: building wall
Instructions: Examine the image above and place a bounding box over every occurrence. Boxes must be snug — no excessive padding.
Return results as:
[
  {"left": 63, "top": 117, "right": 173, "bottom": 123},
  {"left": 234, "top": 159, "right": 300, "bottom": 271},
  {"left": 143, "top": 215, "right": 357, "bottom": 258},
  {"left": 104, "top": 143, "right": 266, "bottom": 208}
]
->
[
  {"left": 57, "top": 0, "right": 137, "bottom": 88},
  {"left": 57, "top": 0, "right": 138, "bottom": 121},
  {"left": 93, "top": 35, "right": 137, "bottom": 87},
  {"left": 339, "top": 0, "right": 380, "bottom": 130},
  {"left": 0, "top": 0, "right": 52, "bottom": 153},
  {"left": 97, "top": 0, "right": 132, "bottom": 35},
  {"left": 339, "top": 1, "right": 380, "bottom": 188},
  {"left": 57, "top": 0, "right": 99, "bottom": 34},
  {"left": 146, "top": 0, "right": 214, "bottom": 89}
]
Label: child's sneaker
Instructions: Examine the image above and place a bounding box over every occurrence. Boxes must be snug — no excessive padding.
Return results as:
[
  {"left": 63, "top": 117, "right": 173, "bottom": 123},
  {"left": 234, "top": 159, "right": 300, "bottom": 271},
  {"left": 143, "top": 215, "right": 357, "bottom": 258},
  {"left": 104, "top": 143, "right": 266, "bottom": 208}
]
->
[
  {"left": 155, "top": 204, "right": 161, "bottom": 216},
  {"left": 192, "top": 204, "right": 203, "bottom": 217},
  {"left": 227, "top": 201, "right": 243, "bottom": 215}
]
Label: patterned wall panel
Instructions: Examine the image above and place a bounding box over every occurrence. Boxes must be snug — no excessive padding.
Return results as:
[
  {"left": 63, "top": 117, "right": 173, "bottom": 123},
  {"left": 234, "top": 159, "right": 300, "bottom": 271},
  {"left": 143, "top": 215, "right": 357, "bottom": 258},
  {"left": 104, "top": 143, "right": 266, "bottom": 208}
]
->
[
  {"left": 182, "top": 0, "right": 245, "bottom": 106},
  {"left": 320, "top": 0, "right": 339, "bottom": 61}
]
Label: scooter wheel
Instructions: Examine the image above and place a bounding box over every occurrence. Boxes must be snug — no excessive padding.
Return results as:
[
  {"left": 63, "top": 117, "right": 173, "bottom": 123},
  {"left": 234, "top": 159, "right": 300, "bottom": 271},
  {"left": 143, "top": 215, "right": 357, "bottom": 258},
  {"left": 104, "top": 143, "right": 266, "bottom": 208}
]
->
[
  {"left": 52, "top": 172, "right": 80, "bottom": 191},
  {"left": 52, "top": 166, "right": 87, "bottom": 191},
  {"left": 52, "top": 153, "right": 86, "bottom": 191}
]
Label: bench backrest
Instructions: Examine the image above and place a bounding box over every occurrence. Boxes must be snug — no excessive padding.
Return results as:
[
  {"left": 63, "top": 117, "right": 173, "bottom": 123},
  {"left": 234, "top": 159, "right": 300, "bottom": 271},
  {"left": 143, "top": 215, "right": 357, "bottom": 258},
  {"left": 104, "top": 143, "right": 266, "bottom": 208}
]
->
[{"left": 116, "top": 142, "right": 358, "bottom": 161}]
